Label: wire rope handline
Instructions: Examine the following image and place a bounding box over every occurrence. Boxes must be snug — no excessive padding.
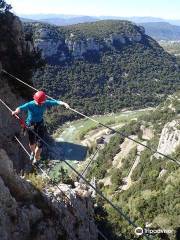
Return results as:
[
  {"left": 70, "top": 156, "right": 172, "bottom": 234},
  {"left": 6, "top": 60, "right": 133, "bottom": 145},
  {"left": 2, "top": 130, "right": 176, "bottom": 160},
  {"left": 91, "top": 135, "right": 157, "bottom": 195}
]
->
[
  {"left": 81, "top": 145, "right": 101, "bottom": 177},
  {"left": 15, "top": 135, "right": 108, "bottom": 240},
  {"left": 14, "top": 135, "right": 71, "bottom": 203},
  {"left": 0, "top": 97, "right": 152, "bottom": 240},
  {"left": 2, "top": 69, "right": 180, "bottom": 166}
]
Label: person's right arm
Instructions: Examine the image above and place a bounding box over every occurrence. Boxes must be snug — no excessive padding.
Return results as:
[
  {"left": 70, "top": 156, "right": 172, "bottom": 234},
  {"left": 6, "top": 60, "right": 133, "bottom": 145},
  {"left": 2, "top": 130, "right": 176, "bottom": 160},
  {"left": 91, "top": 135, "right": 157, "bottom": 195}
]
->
[
  {"left": 12, "top": 107, "right": 21, "bottom": 116},
  {"left": 12, "top": 102, "right": 29, "bottom": 116}
]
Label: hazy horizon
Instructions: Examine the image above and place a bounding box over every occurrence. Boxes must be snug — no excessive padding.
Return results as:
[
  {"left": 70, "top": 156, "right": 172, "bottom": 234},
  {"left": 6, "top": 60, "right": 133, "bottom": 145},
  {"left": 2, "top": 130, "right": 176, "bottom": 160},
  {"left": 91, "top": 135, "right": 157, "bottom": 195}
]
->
[
  {"left": 6, "top": 0, "right": 180, "bottom": 20},
  {"left": 18, "top": 14, "right": 180, "bottom": 21}
]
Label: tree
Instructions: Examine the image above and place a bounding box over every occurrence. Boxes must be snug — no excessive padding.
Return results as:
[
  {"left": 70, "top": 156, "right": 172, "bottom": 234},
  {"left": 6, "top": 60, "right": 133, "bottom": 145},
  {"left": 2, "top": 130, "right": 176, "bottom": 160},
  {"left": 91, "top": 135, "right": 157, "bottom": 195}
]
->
[
  {"left": 0, "top": 0, "right": 12, "bottom": 13},
  {"left": 111, "top": 169, "right": 123, "bottom": 190}
]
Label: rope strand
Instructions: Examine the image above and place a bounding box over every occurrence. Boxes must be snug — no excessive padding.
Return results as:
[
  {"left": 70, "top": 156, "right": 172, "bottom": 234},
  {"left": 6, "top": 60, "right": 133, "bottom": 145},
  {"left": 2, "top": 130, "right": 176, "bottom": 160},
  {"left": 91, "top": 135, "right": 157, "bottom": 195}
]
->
[
  {"left": 2, "top": 69, "right": 180, "bottom": 166},
  {"left": 15, "top": 136, "right": 108, "bottom": 240},
  {"left": 0, "top": 97, "right": 151, "bottom": 240}
]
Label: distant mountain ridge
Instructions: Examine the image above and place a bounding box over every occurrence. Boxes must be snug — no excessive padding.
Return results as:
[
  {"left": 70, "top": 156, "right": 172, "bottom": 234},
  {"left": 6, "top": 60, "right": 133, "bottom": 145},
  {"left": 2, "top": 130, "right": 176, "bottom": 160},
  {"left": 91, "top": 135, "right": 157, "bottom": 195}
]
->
[
  {"left": 140, "top": 22, "right": 180, "bottom": 41},
  {"left": 39, "top": 16, "right": 98, "bottom": 26},
  {"left": 20, "top": 14, "right": 97, "bottom": 25},
  {"left": 20, "top": 14, "right": 180, "bottom": 26},
  {"left": 20, "top": 15, "right": 180, "bottom": 40}
]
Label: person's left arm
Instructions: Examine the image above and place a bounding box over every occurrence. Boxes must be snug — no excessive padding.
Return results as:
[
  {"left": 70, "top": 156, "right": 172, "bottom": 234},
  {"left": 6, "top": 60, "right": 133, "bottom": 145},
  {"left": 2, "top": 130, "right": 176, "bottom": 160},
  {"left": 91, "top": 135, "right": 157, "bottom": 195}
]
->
[{"left": 45, "top": 100, "right": 70, "bottom": 109}]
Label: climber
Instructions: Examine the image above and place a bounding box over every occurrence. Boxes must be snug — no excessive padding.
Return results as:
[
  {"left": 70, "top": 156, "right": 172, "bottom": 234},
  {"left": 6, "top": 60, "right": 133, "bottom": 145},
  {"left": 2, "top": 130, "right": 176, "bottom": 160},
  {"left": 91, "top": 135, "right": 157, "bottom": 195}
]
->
[{"left": 12, "top": 91, "right": 70, "bottom": 165}]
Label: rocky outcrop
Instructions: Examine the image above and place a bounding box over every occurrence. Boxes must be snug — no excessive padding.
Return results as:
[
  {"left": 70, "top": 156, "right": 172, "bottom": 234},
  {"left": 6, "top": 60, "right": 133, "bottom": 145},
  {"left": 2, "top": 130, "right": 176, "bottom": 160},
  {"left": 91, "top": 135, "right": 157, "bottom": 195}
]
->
[
  {"left": 0, "top": 68, "right": 29, "bottom": 170},
  {"left": 34, "top": 27, "right": 102, "bottom": 61},
  {"left": 32, "top": 22, "right": 144, "bottom": 63},
  {"left": 104, "top": 32, "right": 142, "bottom": 47},
  {"left": 0, "top": 149, "right": 98, "bottom": 240},
  {"left": 11, "top": 17, "right": 25, "bottom": 55},
  {"left": 0, "top": 14, "right": 33, "bottom": 69},
  {"left": 34, "top": 28, "right": 64, "bottom": 58},
  {"left": 35, "top": 32, "right": 143, "bottom": 61},
  {"left": 0, "top": 13, "right": 41, "bottom": 170},
  {"left": 65, "top": 37, "right": 101, "bottom": 59},
  {"left": 0, "top": 15, "right": 24, "bottom": 57},
  {"left": 140, "top": 125, "right": 154, "bottom": 140},
  {"left": 156, "top": 119, "right": 180, "bottom": 156}
]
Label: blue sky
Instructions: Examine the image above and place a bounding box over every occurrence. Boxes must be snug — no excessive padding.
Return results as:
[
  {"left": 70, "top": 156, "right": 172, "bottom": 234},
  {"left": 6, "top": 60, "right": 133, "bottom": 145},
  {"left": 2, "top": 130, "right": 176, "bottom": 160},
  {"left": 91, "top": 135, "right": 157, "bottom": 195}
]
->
[{"left": 6, "top": 0, "right": 180, "bottom": 19}]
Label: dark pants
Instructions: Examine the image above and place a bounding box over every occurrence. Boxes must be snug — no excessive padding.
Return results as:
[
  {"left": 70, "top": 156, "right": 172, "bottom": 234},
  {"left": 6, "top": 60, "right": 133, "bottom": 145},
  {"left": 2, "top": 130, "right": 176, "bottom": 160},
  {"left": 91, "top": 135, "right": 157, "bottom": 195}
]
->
[{"left": 27, "top": 121, "right": 45, "bottom": 148}]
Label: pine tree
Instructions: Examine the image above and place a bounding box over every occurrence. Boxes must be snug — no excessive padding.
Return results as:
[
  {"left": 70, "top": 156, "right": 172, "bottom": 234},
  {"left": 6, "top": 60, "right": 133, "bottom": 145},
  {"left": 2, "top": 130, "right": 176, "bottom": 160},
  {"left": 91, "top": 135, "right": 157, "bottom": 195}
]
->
[{"left": 0, "top": 0, "right": 12, "bottom": 13}]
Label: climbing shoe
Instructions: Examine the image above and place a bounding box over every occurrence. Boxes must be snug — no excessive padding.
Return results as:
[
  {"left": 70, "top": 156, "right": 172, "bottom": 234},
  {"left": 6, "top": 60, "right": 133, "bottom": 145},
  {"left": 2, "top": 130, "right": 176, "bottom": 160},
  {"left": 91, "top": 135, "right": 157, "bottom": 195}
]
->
[
  {"left": 32, "top": 157, "right": 38, "bottom": 166},
  {"left": 30, "top": 152, "right": 34, "bottom": 161}
]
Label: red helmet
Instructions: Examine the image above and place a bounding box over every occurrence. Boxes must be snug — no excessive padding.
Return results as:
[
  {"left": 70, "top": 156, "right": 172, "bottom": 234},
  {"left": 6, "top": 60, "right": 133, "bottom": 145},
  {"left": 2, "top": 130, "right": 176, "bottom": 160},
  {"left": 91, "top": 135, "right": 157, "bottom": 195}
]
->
[{"left": 33, "top": 91, "right": 47, "bottom": 104}]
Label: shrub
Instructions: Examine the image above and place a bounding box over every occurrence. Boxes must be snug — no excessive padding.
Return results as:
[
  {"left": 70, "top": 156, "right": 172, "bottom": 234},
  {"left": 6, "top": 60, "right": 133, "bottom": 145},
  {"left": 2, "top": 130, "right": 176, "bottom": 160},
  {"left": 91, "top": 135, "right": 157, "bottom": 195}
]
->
[
  {"left": 25, "top": 173, "right": 48, "bottom": 190},
  {"left": 50, "top": 166, "right": 73, "bottom": 185},
  {"left": 111, "top": 169, "right": 123, "bottom": 190}
]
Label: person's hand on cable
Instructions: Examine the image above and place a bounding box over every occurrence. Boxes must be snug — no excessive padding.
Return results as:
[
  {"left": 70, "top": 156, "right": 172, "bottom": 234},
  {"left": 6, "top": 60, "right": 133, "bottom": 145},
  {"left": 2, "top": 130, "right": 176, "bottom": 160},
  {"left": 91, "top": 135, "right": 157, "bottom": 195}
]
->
[
  {"left": 12, "top": 108, "right": 20, "bottom": 116},
  {"left": 64, "top": 102, "right": 70, "bottom": 109},
  {"left": 61, "top": 102, "right": 70, "bottom": 109}
]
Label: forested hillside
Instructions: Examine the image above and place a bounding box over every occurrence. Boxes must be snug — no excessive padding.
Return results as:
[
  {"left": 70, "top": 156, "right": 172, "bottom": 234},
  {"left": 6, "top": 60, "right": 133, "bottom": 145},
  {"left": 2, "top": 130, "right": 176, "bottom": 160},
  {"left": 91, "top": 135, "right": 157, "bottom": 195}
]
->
[
  {"left": 23, "top": 20, "right": 180, "bottom": 130},
  {"left": 86, "top": 92, "right": 180, "bottom": 240}
]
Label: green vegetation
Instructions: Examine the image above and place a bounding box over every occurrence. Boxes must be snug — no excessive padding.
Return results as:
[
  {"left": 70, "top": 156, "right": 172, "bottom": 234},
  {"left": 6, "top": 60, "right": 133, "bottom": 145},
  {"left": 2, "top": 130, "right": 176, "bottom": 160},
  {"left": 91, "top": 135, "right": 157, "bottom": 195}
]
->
[
  {"left": 34, "top": 44, "right": 179, "bottom": 128},
  {"left": 2, "top": 12, "right": 178, "bottom": 238},
  {"left": 87, "top": 121, "right": 142, "bottom": 180},
  {"left": 120, "top": 147, "right": 137, "bottom": 177},
  {"left": 111, "top": 169, "right": 123, "bottom": 190},
  {"left": 22, "top": 20, "right": 180, "bottom": 131},
  {"left": 49, "top": 165, "right": 74, "bottom": 185},
  {"left": 53, "top": 109, "right": 146, "bottom": 141},
  {"left": 159, "top": 41, "right": 180, "bottom": 56},
  {"left": 64, "top": 20, "right": 142, "bottom": 40},
  {"left": 25, "top": 173, "right": 48, "bottom": 190},
  {"left": 87, "top": 92, "right": 180, "bottom": 239},
  {"left": 0, "top": 0, "right": 11, "bottom": 13}
]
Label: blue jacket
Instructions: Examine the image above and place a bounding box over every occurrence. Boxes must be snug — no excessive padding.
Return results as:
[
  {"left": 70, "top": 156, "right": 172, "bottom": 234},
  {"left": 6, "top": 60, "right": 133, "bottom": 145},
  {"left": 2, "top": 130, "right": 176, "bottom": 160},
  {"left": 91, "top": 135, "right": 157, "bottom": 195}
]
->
[{"left": 19, "top": 100, "right": 62, "bottom": 125}]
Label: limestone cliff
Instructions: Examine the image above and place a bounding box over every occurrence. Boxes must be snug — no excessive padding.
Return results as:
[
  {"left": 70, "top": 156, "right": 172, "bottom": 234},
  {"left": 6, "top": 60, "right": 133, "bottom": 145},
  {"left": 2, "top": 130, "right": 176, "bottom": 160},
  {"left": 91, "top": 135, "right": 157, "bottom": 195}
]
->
[
  {"left": 25, "top": 20, "right": 145, "bottom": 63},
  {"left": 157, "top": 119, "right": 180, "bottom": 156},
  {"left": 0, "top": 13, "right": 34, "bottom": 170},
  {"left": 0, "top": 69, "right": 29, "bottom": 170},
  {"left": 0, "top": 149, "right": 97, "bottom": 240},
  {"left": 0, "top": 11, "right": 43, "bottom": 169}
]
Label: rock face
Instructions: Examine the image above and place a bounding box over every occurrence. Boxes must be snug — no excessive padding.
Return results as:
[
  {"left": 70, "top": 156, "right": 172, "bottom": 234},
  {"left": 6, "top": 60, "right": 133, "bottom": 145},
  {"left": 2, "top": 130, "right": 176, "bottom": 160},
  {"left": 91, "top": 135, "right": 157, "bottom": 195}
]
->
[
  {"left": 65, "top": 37, "right": 101, "bottom": 59},
  {"left": 0, "top": 149, "right": 98, "bottom": 240},
  {"left": 157, "top": 119, "right": 180, "bottom": 156},
  {"left": 140, "top": 125, "right": 154, "bottom": 140},
  {"left": 34, "top": 28, "right": 64, "bottom": 58},
  {"left": 0, "top": 16, "right": 23, "bottom": 57},
  {"left": 104, "top": 33, "right": 142, "bottom": 47},
  {"left": 0, "top": 14, "right": 33, "bottom": 69},
  {"left": 31, "top": 22, "right": 144, "bottom": 63},
  {"left": 0, "top": 13, "right": 40, "bottom": 170},
  {"left": 0, "top": 69, "right": 29, "bottom": 170}
]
